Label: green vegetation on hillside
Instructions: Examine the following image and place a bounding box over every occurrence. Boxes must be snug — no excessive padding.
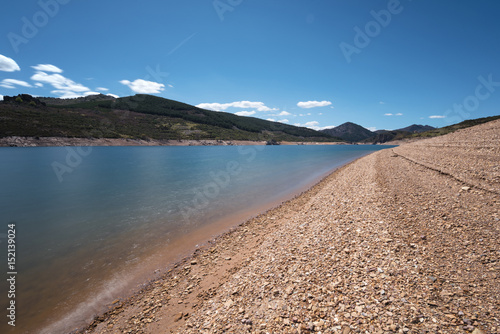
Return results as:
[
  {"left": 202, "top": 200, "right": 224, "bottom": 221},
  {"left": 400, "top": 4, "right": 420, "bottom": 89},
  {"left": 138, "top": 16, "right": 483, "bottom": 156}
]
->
[{"left": 0, "top": 94, "right": 340, "bottom": 142}]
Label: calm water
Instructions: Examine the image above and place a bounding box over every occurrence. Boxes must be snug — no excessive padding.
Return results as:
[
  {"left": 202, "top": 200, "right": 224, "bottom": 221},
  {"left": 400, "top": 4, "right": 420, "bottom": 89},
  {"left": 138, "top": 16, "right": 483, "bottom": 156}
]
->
[{"left": 0, "top": 144, "right": 391, "bottom": 333}]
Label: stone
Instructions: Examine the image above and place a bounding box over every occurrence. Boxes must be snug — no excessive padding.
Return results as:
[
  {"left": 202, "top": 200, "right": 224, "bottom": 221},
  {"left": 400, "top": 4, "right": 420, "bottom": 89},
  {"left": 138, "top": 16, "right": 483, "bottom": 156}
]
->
[
  {"left": 342, "top": 325, "right": 351, "bottom": 334},
  {"left": 174, "top": 312, "right": 183, "bottom": 322},
  {"left": 471, "top": 329, "right": 485, "bottom": 334}
]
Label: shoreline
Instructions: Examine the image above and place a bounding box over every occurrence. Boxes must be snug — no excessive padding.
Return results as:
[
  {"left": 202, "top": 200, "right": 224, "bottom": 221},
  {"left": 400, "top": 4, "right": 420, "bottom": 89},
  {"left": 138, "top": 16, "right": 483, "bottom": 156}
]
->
[
  {"left": 69, "top": 155, "right": 367, "bottom": 334},
  {"left": 40, "top": 152, "right": 371, "bottom": 334},
  {"left": 75, "top": 119, "right": 499, "bottom": 334},
  {"left": 0, "top": 136, "right": 347, "bottom": 147}
]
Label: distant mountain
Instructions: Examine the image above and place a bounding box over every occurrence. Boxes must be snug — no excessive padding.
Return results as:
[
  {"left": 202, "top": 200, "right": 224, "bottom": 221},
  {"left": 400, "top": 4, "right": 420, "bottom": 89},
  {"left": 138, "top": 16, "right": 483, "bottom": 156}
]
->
[
  {"left": 320, "top": 122, "right": 375, "bottom": 142},
  {"left": 364, "top": 130, "right": 409, "bottom": 144},
  {"left": 396, "top": 124, "right": 435, "bottom": 133},
  {"left": 364, "top": 116, "right": 500, "bottom": 144},
  {"left": 0, "top": 94, "right": 341, "bottom": 143}
]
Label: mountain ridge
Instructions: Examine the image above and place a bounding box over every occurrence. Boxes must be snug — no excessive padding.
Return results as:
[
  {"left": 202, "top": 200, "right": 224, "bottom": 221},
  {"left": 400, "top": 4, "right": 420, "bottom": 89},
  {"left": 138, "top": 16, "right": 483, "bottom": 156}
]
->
[
  {"left": 0, "top": 94, "right": 341, "bottom": 143},
  {"left": 2, "top": 94, "right": 498, "bottom": 145},
  {"left": 320, "top": 122, "right": 375, "bottom": 142}
]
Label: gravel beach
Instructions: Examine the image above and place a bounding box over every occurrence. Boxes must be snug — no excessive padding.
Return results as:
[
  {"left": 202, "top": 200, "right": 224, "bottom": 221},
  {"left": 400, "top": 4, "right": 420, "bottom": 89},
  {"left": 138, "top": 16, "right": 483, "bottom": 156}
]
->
[{"left": 78, "top": 119, "right": 499, "bottom": 334}]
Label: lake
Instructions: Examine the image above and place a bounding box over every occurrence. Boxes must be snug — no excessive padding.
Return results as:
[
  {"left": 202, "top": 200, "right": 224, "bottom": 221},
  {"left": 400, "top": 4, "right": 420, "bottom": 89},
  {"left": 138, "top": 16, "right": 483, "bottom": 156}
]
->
[{"left": 0, "top": 144, "right": 392, "bottom": 333}]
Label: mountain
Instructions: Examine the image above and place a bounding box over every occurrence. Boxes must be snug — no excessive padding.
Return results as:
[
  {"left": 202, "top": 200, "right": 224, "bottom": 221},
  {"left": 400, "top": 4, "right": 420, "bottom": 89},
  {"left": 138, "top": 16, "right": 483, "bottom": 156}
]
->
[
  {"left": 0, "top": 94, "right": 341, "bottom": 143},
  {"left": 364, "top": 116, "right": 500, "bottom": 144},
  {"left": 396, "top": 124, "right": 435, "bottom": 133},
  {"left": 405, "top": 115, "right": 500, "bottom": 138},
  {"left": 364, "top": 130, "right": 410, "bottom": 144},
  {"left": 320, "top": 122, "right": 375, "bottom": 142}
]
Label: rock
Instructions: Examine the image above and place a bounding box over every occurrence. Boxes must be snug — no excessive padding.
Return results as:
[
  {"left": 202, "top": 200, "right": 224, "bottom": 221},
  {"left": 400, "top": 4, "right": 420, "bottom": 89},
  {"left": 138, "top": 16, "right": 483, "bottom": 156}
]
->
[
  {"left": 174, "top": 312, "right": 183, "bottom": 322},
  {"left": 471, "top": 329, "right": 485, "bottom": 334},
  {"left": 341, "top": 325, "right": 351, "bottom": 334}
]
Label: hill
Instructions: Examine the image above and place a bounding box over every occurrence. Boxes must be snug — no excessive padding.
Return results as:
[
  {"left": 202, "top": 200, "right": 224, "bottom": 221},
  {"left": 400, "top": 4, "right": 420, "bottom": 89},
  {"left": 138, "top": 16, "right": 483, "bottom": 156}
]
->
[
  {"left": 364, "top": 130, "right": 411, "bottom": 144},
  {"left": 0, "top": 94, "right": 340, "bottom": 143},
  {"left": 364, "top": 116, "right": 500, "bottom": 144},
  {"left": 320, "top": 122, "right": 375, "bottom": 142},
  {"left": 406, "top": 115, "right": 500, "bottom": 139},
  {"left": 38, "top": 93, "right": 115, "bottom": 106},
  {"left": 396, "top": 124, "right": 434, "bottom": 133}
]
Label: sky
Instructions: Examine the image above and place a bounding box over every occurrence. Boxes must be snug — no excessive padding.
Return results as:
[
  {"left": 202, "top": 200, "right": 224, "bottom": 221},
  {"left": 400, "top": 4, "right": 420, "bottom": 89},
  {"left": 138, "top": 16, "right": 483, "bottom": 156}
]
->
[{"left": 1, "top": 0, "right": 500, "bottom": 131}]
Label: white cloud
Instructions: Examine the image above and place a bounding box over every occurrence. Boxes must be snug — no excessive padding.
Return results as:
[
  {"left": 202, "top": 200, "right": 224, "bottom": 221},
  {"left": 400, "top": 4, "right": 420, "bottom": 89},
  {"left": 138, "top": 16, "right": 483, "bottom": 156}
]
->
[
  {"left": 196, "top": 101, "right": 277, "bottom": 112},
  {"left": 31, "top": 64, "right": 63, "bottom": 73},
  {"left": 318, "top": 113, "right": 323, "bottom": 115},
  {"left": 294, "top": 121, "right": 335, "bottom": 131},
  {"left": 96, "top": 87, "right": 109, "bottom": 91},
  {"left": 429, "top": 115, "right": 445, "bottom": 119},
  {"left": 30, "top": 66, "right": 102, "bottom": 99},
  {"left": 278, "top": 111, "right": 292, "bottom": 116},
  {"left": 304, "top": 121, "right": 319, "bottom": 127},
  {"left": 120, "top": 79, "right": 165, "bottom": 94},
  {"left": 196, "top": 103, "right": 226, "bottom": 111},
  {"left": 0, "top": 95, "right": 3, "bottom": 101},
  {"left": 379, "top": 101, "right": 385, "bottom": 105},
  {"left": 367, "top": 127, "right": 377, "bottom": 132},
  {"left": 235, "top": 110, "right": 256, "bottom": 116},
  {"left": 31, "top": 72, "right": 90, "bottom": 92},
  {"left": 266, "top": 118, "right": 276, "bottom": 122},
  {"left": 107, "top": 94, "right": 119, "bottom": 98},
  {"left": 297, "top": 100, "right": 332, "bottom": 109},
  {"left": 0, "top": 79, "right": 32, "bottom": 88},
  {"left": 51, "top": 91, "right": 100, "bottom": 99},
  {"left": 0, "top": 55, "right": 20, "bottom": 72},
  {"left": 395, "top": 113, "right": 403, "bottom": 116},
  {"left": 278, "top": 119, "right": 289, "bottom": 123}
]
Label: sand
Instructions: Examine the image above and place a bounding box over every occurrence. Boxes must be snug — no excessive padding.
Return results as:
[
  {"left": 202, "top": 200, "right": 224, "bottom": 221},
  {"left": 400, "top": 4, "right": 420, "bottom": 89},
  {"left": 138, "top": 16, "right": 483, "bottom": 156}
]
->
[{"left": 76, "top": 120, "right": 499, "bottom": 334}]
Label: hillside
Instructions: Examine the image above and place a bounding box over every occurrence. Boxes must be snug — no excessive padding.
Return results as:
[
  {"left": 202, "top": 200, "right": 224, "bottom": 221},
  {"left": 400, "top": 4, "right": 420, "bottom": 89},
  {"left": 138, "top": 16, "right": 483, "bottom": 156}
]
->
[
  {"left": 364, "top": 130, "right": 411, "bottom": 144},
  {"left": 406, "top": 115, "right": 500, "bottom": 139},
  {"left": 396, "top": 124, "right": 434, "bottom": 133},
  {"left": 320, "top": 122, "right": 375, "bottom": 142},
  {"left": 364, "top": 115, "right": 500, "bottom": 144},
  {"left": 0, "top": 94, "right": 340, "bottom": 143}
]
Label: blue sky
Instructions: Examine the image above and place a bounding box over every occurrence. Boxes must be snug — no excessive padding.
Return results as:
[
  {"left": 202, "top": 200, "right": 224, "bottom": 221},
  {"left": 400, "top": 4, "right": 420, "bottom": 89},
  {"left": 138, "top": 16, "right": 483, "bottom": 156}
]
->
[{"left": 1, "top": 0, "right": 500, "bottom": 131}]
